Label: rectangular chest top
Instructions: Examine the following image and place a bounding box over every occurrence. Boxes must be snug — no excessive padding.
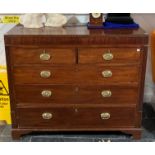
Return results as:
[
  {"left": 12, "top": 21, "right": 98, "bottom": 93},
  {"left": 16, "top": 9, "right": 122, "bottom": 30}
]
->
[{"left": 4, "top": 25, "right": 148, "bottom": 46}]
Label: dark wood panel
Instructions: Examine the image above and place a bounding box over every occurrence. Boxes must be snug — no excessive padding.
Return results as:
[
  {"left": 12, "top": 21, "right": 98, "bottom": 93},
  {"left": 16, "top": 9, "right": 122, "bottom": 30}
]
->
[
  {"left": 10, "top": 47, "right": 76, "bottom": 64},
  {"left": 79, "top": 47, "right": 141, "bottom": 64},
  {"left": 13, "top": 65, "right": 140, "bottom": 85},
  {"left": 4, "top": 26, "right": 148, "bottom": 46},
  {"left": 77, "top": 65, "right": 140, "bottom": 85},
  {"left": 5, "top": 35, "right": 148, "bottom": 46},
  {"left": 5, "top": 47, "right": 18, "bottom": 128},
  {"left": 15, "top": 85, "right": 138, "bottom": 105},
  {"left": 77, "top": 85, "right": 138, "bottom": 104},
  {"left": 13, "top": 66, "right": 76, "bottom": 84},
  {"left": 17, "top": 106, "right": 136, "bottom": 128},
  {"left": 15, "top": 85, "right": 76, "bottom": 104}
]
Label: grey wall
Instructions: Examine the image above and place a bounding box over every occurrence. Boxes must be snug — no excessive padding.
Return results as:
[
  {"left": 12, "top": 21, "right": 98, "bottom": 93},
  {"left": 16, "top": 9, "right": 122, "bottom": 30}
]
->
[
  {"left": 0, "top": 24, "right": 16, "bottom": 65},
  {"left": 132, "top": 14, "right": 155, "bottom": 104}
]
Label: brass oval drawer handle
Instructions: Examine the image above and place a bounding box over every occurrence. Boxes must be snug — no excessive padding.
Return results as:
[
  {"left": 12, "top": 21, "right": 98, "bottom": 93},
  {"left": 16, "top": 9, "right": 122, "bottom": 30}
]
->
[
  {"left": 103, "top": 53, "right": 113, "bottom": 61},
  {"left": 41, "top": 90, "right": 52, "bottom": 97},
  {"left": 102, "top": 70, "right": 112, "bottom": 78},
  {"left": 101, "top": 90, "right": 112, "bottom": 97},
  {"left": 40, "top": 70, "right": 51, "bottom": 78},
  {"left": 40, "top": 51, "right": 51, "bottom": 61},
  {"left": 100, "top": 112, "right": 110, "bottom": 120},
  {"left": 42, "top": 112, "right": 53, "bottom": 120}
]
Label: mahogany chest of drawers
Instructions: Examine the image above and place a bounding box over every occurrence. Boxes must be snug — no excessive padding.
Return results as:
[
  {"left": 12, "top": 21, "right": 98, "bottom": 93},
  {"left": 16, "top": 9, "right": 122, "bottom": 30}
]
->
[{"left": 4, "top": 25, "right": 148, "bottom": 140}]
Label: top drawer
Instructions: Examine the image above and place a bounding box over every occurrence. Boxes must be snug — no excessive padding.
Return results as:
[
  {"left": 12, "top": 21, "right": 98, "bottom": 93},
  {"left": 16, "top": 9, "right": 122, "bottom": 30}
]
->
[
  {"left": 79, "top": 48, "right": 141, "bottom": 64},
  {"left": 10, "top": 47, "right": 76, "bottom": 65}
]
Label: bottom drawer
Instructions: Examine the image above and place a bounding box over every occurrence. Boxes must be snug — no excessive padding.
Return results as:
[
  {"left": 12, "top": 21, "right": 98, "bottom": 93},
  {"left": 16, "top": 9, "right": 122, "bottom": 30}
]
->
[{"left": 17, "top": 106, "right": 136, "bottom": 129}]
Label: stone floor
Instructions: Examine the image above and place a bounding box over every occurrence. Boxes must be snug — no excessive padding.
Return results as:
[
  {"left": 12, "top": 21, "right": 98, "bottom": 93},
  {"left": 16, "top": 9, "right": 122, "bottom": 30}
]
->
[{"left": 0, "top": 103, "right": 155, "bottom": 142}]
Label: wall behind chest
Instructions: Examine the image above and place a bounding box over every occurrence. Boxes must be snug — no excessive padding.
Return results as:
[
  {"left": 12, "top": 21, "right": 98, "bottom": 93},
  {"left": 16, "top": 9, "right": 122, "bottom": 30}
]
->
[
  {"left": 132, "top": 14, "right": 155, "bottom": 104},
  {"left": 0, "top": 24, "right": 16, "bottom": 65}
]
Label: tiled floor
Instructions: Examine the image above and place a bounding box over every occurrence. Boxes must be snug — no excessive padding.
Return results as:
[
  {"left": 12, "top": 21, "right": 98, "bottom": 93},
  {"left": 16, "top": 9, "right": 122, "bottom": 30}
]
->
[{"left": 0, "top": 103, "right": 155, "bottom": 142}]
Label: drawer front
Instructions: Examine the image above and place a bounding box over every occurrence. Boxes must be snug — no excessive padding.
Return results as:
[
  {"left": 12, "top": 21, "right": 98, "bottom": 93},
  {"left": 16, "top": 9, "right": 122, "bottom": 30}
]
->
[
  {"left": 13, "top": 66, "right": 139, "bottom": 85},
  {"left": 10, "top": 47, "right": 76, "bottom": 64},
  {"left": 13, "top": 66, "right": 75, "bottom": 84},
  {"left": 79, "top": 48, "right": 141, "bottom": 64},
  {"left": 15, "top": 85, "right": 76, "bottom": 104},
  {"left": 15, "top": 85, "right": 138, "bottom": 105},
  {"left": 77, "top": 86, "right": 138, "bottom": 104},
  {"left": 77, "top": 66, "right": 139, "bottom": 85},
  {"left": 17, "top": 106, "right": 135, "bottom": 128}
]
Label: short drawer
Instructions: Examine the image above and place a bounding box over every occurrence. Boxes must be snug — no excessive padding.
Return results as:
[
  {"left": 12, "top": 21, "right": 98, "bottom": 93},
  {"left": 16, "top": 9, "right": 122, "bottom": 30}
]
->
[
  {"left": 78, "top": 48, "right": 141, "bottom": 64},
  {"left": 17, "top": 106, "right": 136, "bottom": 128},
  {"left": 13, "top": 66, "right": 75, "bottom": 84},
  {"left": 15, "top": 85, "right": 76, "bottom": 104},
  {"left": 77, "top": 65, "right": 140, "bottom": 85},
  {"left": 15, "top": 85, "right": 138, "bottom": 105},
  {"left": 10, "top": 47, "right": 76, "bottom": 64},
  {"left": 77, "top": 86, "right": 138, "bottom": 104}
]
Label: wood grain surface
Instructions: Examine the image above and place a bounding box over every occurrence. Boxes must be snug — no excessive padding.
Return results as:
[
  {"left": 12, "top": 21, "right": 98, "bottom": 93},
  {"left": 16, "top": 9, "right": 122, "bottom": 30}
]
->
[{"left": 4, "top": 25, "right": 148, "bottom": 139}]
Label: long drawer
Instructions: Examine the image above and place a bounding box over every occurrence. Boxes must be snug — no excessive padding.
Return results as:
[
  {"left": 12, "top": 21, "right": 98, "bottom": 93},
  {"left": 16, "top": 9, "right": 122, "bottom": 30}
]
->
[
  {"left": 13, "top": 65, "right": 140, "bottom": 85},
  {"left": 79, "top": 47, "right": 141, "bottom": 64},
  {"left": 17, "top": 106, "right": 136, "bottom": 128},
  {"left": 10, "top": 47, "right": 76, "bottom": 65},
  {"left": 15, "top": 85, "right": 138, "bottom": 105}
]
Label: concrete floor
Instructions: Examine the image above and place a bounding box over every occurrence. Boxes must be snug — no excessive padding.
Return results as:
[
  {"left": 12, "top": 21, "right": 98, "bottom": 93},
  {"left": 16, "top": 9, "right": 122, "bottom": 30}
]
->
[{"left": 0, "top": 103, "right": 155, "bottom": 142}]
